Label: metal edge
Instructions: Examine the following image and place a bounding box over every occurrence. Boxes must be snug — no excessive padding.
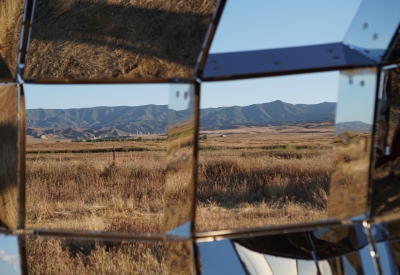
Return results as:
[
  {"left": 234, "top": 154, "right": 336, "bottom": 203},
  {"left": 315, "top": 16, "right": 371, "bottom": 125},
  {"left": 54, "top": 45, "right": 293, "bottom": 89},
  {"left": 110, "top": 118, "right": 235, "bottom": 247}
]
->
[
  {"left": 195, "top": 0, "right": 227, "bottom": 79},
  {"left": 23, "top": 78, "right": 194, "bottom": 84},
  {"left": 17, "top": 0, "right": 35, "bottom": 78},
  {"left": 199, "top": 63, "right": 376, "bottom": 82},
  {"left": 18, "top": 234, "right": 27, "bottom": 275},
  {"left": 18, "top": 85, "right": 26, "bottom": 230},
  {"left": 191, "top": 80, "right": 201, "bottom": 236},
  {"left": 191, "top": 80, "right": 201, "bottom": 275},
  {"left": 32, "top": 229, "right": 187, "bottom": 242},
  {"left": 366, "top": 67, "right": 381, "bottom": 219},
  {"left": 194, "top": 219, "right": 349, "bottom": 242},
  {"left": 362, "top": 221, "right": 382, "bottom": 274},
  {"left": 383, "top": 24, "right": 400, "bottom": 63}
]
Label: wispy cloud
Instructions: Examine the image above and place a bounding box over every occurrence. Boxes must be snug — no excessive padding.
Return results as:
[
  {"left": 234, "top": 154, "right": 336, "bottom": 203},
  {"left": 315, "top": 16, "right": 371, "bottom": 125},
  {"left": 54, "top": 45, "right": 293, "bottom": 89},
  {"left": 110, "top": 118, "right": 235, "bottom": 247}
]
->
[{"left": 0, "top": 250, "right": 20, "bottom": 275}]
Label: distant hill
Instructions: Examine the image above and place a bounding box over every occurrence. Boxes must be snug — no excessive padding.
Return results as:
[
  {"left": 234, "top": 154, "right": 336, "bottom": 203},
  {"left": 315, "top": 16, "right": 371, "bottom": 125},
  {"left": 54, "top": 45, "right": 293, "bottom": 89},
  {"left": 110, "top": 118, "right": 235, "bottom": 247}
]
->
[
  {"left": 199, "top": 100, "right": 336, "bottom": 129},
  {"left": 27, "top": 100, "right": 337, "bottom": 139},
  {"left": 335, "top": 121, "right": 372, "bottom": 136}
]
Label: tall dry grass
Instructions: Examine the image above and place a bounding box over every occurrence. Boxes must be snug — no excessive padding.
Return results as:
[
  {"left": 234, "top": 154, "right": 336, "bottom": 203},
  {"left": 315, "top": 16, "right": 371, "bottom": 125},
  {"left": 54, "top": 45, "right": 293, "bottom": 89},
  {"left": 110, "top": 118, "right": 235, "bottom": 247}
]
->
[
  {"left": 196, "top": 148, "right": 332, "bottom": 231},
  {"left": 0, "top": 85, "right": 19, "bottom": 229},
  {"left": 27, "top": 236, "right": 167, "bottom": 275},
  {"left": 26, "top": 135, "right": 334, "bottom": 272},
  {"left": 25, "top": 0, "right": 218, "bottom": 79},
  {"left": 0, "top": 0, "right": 24, "bottom": 79},
  {"left": 26, "top": 156, "right": 166, "bottom": 232}
]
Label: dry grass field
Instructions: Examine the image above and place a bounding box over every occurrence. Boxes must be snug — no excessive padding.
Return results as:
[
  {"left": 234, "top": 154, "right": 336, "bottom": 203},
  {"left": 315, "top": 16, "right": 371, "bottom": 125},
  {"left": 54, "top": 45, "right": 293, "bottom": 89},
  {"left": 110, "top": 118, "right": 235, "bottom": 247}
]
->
[
  {"left": 25, "top": 123, "right": 336, "bottom": 273},
  {"left": 24, "top": 0, "right": 218, "bottom": 80},
  {"left": 0, "top": 85, "right": 19, "bottom": 229}
]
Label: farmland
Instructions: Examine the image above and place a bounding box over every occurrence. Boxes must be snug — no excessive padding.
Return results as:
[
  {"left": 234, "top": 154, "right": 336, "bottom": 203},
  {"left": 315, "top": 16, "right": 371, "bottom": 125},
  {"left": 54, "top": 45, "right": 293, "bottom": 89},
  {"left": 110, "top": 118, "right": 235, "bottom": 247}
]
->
[{"left": 25, "top": 123, "right": 336, "bottom": 273}]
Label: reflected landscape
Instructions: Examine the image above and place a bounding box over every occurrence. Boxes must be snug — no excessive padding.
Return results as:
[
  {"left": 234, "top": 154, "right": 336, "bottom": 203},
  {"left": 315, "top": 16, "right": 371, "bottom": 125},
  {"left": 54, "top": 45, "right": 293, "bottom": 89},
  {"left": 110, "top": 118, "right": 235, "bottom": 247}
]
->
[
  {"left": 328, "top": 69, "right": 376, "bottom": 219},
  {"left": 196, "top": 73, "right": 341, "bottom": 231},
  {"left": 24, "top": 84, "right": 169, "bottom": 233}
]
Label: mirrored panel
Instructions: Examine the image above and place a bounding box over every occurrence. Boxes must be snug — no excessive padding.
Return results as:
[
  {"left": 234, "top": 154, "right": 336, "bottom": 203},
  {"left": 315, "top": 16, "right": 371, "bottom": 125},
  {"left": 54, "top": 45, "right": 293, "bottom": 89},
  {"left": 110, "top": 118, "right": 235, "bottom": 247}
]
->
[
  {"left": 209, "top": 0, "right": 361, "bottom": 54},
  {"left": 0, "top": 234, "right": 22, "bottom": 275},
  {"left": 196, "top": 223, "right": 375, "bottom": 275},
  {"left": 164, "top": 84, "right": 195, "bottom": 237},
  {"left": 164, "top": 240, "right": 195, "bottom": 275},
  {"left": 343, "top": 0, "right": 400, "bottom": 62},
  {"left": 0, "top": 85, "right": 19, "bottom": 229},
  {"left": 196, "top": 72, "right": 348, "bottom": 232},
  {"left": 0, "top": 0, "right": 24, "bottom": 80},
  {"left": 371, "top": 66, "right": 400, "bottom": 219},
  {"left": 385, "top": 30, "right": 400, "bottom": 64},
  {"left": 24, "top": 0, "right": 217, "bottom": 80},
  {"left": 27, "top": 236, "right": 167, "bottom": 274},
  {"left": 24, "top": 83, "right": 169, "bottom": 233},
  {"left": 328, "top": 68, "right": 376, "bottom": 219}
]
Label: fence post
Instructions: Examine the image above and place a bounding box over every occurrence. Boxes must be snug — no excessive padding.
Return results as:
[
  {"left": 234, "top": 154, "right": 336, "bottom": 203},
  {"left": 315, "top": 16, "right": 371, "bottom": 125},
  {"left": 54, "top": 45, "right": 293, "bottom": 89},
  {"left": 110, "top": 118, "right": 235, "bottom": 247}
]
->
[{"left": 113, "top": 145, "right": 115, "bottom": 161}]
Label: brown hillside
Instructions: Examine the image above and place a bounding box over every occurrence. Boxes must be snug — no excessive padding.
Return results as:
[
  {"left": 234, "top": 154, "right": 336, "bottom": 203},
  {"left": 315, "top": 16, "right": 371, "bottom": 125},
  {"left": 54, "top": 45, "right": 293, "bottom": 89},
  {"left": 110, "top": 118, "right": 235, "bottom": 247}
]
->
[{"left": 23, "top": 0, "right": 218, "bottom": 80}]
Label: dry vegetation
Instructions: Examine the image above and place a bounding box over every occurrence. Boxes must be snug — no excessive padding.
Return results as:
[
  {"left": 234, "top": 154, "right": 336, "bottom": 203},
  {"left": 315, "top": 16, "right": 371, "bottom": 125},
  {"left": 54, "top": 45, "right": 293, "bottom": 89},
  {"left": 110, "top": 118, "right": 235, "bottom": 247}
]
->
[
  {"left": 25, "top": 124, "right": 337, "bottom": 273},
  {"left": 0, "top": 85, "right": 18, "bottom": 229},
  {"left": 0, "top": 0, "right": 24, "bottom": 79},
  {"left": 24, "top": 0, "right": 218, "bottom": 80}
]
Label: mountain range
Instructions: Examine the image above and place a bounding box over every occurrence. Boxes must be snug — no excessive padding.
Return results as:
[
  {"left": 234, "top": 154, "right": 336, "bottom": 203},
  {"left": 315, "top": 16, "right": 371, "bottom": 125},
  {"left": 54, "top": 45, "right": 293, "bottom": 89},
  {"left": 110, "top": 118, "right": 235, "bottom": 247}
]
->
[{"left": 26, "top": 100, "right": 347, "bottom": 139}]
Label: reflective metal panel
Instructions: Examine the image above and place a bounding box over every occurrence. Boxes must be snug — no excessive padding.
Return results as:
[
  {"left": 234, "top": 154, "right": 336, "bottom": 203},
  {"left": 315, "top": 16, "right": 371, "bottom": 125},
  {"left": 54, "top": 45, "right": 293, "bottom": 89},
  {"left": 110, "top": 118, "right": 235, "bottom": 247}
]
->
[
  {"left": 24, "top": 83, "right": 169, "bottom": 233},
  {"left": 0, "top": 0, "right": 24, "bottom": 80},
  {"left": 371, "top": 67, "right": 400, "bottom": 218},
  {"left": 0, "top": 234, "right": 22, "bottom": 275},
  {"left": 24, "top": 0, "right": 217, "bottom": 80},
  {"left": 203, "top": 43, "right": 373, "bottom": 80},
  {"left": 343, "top": 0, "right": 400, "bottom": 62},
  {"left": 0, "top": 85, "right": 19, "bottom": 229},
  {"left": 196, "top": 72, "right": 339, "bottom": 232},
  {"left": 328, "top": 68, "right": 376, "bottom": 219},
  {"left": 196, "top": 224, "right": 375, "bottom": 275},
  {"left": 165, "top": 84, "right": 195, "bottom": 237},
  {"left": 26, "top": 236, "right": 167, "bottom": 274},
  {"left": 164, "top": 240, "right": 195, "bottom": 275}
]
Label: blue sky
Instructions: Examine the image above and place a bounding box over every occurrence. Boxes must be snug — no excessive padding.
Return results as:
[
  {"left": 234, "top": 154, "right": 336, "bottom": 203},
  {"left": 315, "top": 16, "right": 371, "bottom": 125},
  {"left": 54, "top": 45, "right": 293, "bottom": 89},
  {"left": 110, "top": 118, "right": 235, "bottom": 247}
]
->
[{"left": 25, "top": 0, "right": 374, "bottom": 123}]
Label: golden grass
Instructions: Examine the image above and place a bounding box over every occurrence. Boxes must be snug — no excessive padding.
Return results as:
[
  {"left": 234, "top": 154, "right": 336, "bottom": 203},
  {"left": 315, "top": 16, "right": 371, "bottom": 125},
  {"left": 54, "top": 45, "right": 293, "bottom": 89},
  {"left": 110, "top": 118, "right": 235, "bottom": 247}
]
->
[
  {"left": 25, "top": 125, "right": 338, "bottom": 272},
  {"left": 0, "top": 0, "right": 24, "bottom": 79},
  {"left": 0, "top": 85, "right": 19, "bottom": 229},
  {"left": 27, "top": 237, "right": 167, "bottom": 275},
  {"left": 24, "top": 0, "right": 218, "bottom": 79}
]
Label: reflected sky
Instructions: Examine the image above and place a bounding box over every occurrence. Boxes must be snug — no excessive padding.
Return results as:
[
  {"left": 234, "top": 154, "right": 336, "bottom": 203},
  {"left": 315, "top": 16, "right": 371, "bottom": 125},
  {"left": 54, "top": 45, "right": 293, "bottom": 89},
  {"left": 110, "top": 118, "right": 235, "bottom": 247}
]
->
[
  {"left": 335, "top": 69, "right": 376, "bottom": 124},
  {"left": 202, "top": 72, "right": 339, "bottom": 107},
  {"left": 25, "top": 72, "right": 340, "bottom": 110},
  {"left": 210, "top": 0, "right": 362, "bottom": 53},
  {"left": 0, "top": 235, "right": 20, "bottom": 275},
  {"left": 24, "top": 84, "right": 169, "bottom": 109}
]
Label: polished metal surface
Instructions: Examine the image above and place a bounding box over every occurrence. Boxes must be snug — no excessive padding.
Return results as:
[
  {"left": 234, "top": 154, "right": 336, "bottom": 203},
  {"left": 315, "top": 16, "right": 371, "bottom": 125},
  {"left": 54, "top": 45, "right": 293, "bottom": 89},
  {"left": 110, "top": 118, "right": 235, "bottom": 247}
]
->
[
  {"left": 343, "top": 0, "right": 400, "bottom": 62},
  {"left": 371, "top": 66, "right": 400, "bottom": 219},
  {"left": 196, "top": 224, "right": 379, "bottom": 275},
  {"left": 203, "top": 43, "right": 373, "bottom": 80},
  {"left": 1, "top": 0, "right": 400, "bottom": 274},
  {"left": 0, "top": 85, "right": 19, "bottom": 229},
  {"left": 165, "top": 83, "right": 196, "bottom": 236},
  {"left": 328, "top": 68, "right": 376, "bottom": 219}
]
